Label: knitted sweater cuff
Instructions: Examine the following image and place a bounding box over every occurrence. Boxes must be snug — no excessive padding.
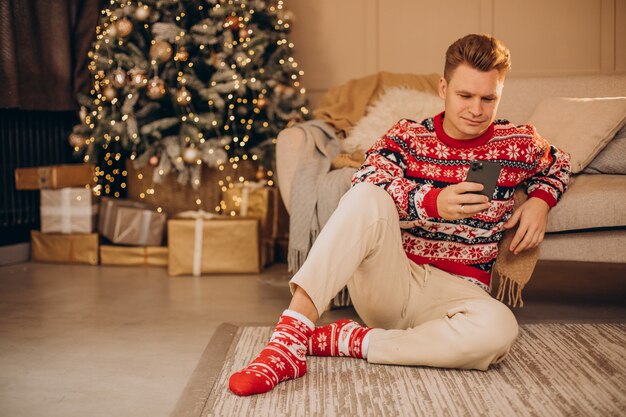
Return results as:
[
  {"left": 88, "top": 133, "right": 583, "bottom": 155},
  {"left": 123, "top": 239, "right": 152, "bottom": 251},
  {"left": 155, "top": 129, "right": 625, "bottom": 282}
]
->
[
  {"left": 422, "top": 187, "right": 443, "bottom": 218},
  {"left": 528, "top": 189, "right": 557, "bottom": 208}
]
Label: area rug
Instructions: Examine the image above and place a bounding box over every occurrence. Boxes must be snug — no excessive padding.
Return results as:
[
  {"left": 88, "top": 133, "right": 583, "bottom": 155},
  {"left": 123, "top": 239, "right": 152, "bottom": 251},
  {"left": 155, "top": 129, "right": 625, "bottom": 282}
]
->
[{"left": 171, "top": 323, "right": 626, "bottom": 417}]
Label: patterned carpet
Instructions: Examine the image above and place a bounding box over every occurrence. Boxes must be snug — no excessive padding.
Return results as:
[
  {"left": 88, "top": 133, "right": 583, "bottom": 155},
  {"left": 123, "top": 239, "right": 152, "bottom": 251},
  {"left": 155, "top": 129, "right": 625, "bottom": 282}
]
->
[{"left": 171, "top": 323, "right": 626, "bottom": 417}]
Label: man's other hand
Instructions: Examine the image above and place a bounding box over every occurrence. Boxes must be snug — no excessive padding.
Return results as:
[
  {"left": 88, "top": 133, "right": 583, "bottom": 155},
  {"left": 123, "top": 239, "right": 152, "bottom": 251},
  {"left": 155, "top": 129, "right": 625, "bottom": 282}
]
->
[{"left": 503, "top": 197, "right": 550, "bottom": 254}]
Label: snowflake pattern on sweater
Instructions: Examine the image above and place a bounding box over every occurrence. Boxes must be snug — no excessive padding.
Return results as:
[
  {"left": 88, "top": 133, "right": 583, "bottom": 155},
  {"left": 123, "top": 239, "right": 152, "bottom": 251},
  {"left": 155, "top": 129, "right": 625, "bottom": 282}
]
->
[{"left": 352, "top": 112, "right": 571, "bottom": 289}]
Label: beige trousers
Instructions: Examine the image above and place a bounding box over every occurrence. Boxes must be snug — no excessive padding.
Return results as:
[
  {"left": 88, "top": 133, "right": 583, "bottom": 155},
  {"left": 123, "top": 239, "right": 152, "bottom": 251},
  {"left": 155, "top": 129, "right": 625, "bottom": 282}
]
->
[{"left": 289, "top": 183, "right": 519, "bottom": 371}]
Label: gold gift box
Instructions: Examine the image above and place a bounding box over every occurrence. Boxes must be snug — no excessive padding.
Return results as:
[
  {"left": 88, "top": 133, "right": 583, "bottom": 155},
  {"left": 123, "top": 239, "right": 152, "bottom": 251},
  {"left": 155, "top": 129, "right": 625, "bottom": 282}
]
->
[
  {"left": 125, "top": 161, "right": 258, "bottom": 216},
  {"left": 222, "top": 185, "right": 289, "bottom": 240},
  {"left": 99, "top": 197, "right": 166, "bottom": 246},
  {"left": 15, "top": 164, "right": 94, "bottom": 190},
  {"left": 100, "top": 245, "right": 168, "bottom": 267},
  {"left": 168, "top": 216, "right": 260, "bottom": 276},
  {"left": 31, "top": 231, "right": 98, "bottom": 265},
  {"left": 40, "top": 188, "right": 98, "bottom": 234}
]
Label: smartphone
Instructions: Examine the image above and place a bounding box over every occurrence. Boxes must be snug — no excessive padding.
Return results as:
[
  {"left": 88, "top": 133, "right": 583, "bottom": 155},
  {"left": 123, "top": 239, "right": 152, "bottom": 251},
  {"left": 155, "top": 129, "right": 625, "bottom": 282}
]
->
[{"left": 465, "top": 160, "right": 502, "bottom": 200}]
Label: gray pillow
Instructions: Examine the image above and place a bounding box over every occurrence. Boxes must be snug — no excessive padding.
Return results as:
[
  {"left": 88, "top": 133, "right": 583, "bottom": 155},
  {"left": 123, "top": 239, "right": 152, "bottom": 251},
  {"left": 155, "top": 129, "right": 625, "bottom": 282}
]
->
[{"left": 583, "top": 125, "right": 626, "bottom": 174}]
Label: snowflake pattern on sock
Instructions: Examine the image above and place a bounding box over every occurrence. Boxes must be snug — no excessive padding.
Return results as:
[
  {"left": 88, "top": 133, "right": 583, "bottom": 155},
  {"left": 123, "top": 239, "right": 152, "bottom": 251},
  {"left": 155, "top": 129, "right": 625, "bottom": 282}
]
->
[
  {"left": 308, "top": 319, "right": 373, "bottom": 359},
  {"left": 229, "top": 313, "right": 313, "bottom": 396}
]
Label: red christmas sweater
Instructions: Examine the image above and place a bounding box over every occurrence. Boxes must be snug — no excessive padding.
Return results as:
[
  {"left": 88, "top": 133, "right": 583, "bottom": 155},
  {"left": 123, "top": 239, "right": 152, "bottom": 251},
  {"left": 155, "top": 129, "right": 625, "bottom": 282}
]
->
[{"left": 352, "top": 112, "right": 572, "bottom": 290}]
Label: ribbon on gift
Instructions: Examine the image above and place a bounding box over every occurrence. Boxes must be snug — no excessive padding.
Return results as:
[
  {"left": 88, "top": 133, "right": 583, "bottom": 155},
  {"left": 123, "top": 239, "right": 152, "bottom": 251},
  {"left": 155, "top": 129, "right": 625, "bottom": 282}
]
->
[
  {"left": 100, "top": 199, "right": 116, "bottom": 238},
  {"left": 176, "top": 210, "right": 228, "bottom": 276}
]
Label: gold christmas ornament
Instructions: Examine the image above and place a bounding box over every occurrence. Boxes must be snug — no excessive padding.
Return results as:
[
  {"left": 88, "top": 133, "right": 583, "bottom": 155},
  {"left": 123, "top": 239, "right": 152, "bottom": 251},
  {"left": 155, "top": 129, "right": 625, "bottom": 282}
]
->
[
  {"left": 135, "top": 4, "right": 151, "bottom": 21},
  {"left": 255, "top": 166, "right": 266, "bottom": 181},
  {"left": 238, "top": 28, "right": 248, "bottom": 39},
  {"left": 283, "top": 86, "right": 296, "bottom": 98},
  {"left": 116, "top": 18, "right": 134, "bottom": 38},
  {"left": 148, "top": 155, "right": 160, "bottom": 167},
  {"left": 111, "top": 68, "right": 127, "bottom": 88},
  {"left": 182, "top": 146, "right": 200, "bottom": 164},
  {"left": 107, "top": 23, "right": 118, "bottom": 38},
  {"left": 175, "top": 87, "right": 192, "bottom": 105},
  {"left": 257, "top": 97, "right": 268, "bottom": 109},
  {"left": 103, "top": 85, "right": 118, "bottom": 101},
  {"left": 281, "top": 10, "right": 295, "bottom": 22},
  {"left": 146, "top": 77, "right": 166, "bottom": 99},
  {"left": 150, "top": 40, "right": 173, "bottom": 63},
  {"left": 68, "top": 133, "right": 87, "bottom": 148},
  {"left": 175, "top": 46, "right": 189, "bottom": 62},
  {"left": 274, "top": 84, "right": 285, "bottom": 95},
  {"left": 130, "top": 69, "right": 147, "bottom": 87}
]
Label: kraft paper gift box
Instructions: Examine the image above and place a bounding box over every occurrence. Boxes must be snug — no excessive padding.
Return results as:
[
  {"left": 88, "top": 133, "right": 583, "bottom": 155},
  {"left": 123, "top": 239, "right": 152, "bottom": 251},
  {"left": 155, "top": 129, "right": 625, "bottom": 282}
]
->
[
  {"left": 40, "top": 188, "right": 98, "bottom": 234},
  {"left": 100, "top": 245, "right": 168, "bottom": 267},
  {"left": 15, "top": 164, "right": 94, "bottom": 190},
  {"left": 222, "top": 183, "right": 289, "bottom": 240},
  {"left": 168, "top": 211, "right": 260, "bottom": 276},
  {"left": 31, "top": 231, "right": 99, "bottom": 265},
  {"left": 99, "top": 197, "right": 167, "bottom": 246}
]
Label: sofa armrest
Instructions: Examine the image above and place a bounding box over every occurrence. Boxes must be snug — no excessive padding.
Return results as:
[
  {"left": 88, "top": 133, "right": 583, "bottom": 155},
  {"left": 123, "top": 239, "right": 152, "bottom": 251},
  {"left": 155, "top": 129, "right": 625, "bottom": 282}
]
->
[{"left": 276, "top": 126, "right": 306, "bottom": 213}]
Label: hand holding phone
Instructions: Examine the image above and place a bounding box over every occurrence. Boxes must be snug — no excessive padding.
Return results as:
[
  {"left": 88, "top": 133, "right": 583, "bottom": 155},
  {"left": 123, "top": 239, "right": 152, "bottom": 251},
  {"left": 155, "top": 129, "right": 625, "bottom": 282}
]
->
[{"left": 465, "top": 160, "right": 502, "bottom": 200}]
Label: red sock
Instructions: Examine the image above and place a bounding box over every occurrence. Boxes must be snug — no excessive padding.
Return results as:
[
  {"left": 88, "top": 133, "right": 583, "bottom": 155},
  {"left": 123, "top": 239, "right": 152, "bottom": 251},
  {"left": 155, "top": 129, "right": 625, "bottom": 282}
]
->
[
  {"left": 308, "top": 319, "right": 373, "bottom": 359},
  {"left": 229, "top": 310, "right": 314, "bottom": 396}
]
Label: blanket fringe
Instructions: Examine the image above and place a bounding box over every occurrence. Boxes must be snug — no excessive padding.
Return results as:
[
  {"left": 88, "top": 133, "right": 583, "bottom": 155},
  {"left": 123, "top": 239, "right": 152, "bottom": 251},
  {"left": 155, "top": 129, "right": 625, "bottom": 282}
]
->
[{"left": 495, "top": 273, "right": 524, "bottom": 308}]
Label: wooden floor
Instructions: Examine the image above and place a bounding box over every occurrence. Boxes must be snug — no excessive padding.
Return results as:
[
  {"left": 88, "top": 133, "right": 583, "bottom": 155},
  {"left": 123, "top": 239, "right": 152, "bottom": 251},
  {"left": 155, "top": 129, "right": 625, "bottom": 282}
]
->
[{"left": 0, "top": 261, "right": 624, "bottom": 417}]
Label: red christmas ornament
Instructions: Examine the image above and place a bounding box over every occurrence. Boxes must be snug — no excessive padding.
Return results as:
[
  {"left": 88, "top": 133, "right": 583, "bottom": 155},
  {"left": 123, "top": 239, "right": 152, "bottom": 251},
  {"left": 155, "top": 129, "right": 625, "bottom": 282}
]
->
[{"left": 225, "top": 16, "right": 240, "bottom": 30}]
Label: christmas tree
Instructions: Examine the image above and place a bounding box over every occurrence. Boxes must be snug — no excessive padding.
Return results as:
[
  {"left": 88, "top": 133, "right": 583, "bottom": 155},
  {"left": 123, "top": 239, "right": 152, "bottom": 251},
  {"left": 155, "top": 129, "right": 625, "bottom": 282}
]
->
[{"left": 71, "top": 0, "right": 308, "bottom": 200}]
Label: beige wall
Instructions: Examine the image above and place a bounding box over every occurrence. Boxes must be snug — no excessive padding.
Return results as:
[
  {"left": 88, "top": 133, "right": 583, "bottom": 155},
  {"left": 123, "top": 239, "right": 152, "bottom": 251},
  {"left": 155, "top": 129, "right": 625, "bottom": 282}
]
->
[{"left": 286, "top": 0, "right": 626, "bottom": 108}]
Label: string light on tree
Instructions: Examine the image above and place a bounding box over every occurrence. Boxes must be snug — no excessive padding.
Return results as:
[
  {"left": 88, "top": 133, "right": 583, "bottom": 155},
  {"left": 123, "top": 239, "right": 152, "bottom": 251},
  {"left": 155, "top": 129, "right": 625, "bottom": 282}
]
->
[{"left": 71, "top": 0, "right": 310, "bottom": 201}]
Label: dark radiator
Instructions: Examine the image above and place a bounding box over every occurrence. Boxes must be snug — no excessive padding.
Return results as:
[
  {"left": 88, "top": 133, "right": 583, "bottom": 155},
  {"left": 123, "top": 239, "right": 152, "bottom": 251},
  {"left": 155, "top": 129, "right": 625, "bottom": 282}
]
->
[{"left": 0, "top": 109, "right": 77, "bottom": 246}]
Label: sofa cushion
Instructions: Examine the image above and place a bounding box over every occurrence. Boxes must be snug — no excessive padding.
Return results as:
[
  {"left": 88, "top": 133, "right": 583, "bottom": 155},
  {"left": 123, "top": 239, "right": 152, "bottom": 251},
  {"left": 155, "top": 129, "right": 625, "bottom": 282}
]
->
[
  {"left": 528, "top": 97, "right": 626, "bottom": 173},
  {"left": 546, "top": 174, "right": 626, "bottom": 233},
  {"left": 340, "top": 87, "right": 444, "bottom": 154},
  {"left": 583, "top": 125, "right": 626, "bottom": 174}
]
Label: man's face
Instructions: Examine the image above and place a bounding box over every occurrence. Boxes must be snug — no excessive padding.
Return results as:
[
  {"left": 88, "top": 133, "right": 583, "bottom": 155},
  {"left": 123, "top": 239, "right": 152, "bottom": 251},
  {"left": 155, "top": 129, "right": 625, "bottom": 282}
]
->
[{"left": 438, "top": 63, "right": 504, "bottom": 140}]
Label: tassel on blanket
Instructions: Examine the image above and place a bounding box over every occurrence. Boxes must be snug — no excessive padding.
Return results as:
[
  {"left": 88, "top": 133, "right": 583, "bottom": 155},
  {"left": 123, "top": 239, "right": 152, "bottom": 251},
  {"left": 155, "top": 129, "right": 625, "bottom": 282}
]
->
[
  {"left": 492, "top": 189, "right": 540, "bottom": 308},
  {"left": 495, "top": 273, "right": 524, "bottom": 307}
]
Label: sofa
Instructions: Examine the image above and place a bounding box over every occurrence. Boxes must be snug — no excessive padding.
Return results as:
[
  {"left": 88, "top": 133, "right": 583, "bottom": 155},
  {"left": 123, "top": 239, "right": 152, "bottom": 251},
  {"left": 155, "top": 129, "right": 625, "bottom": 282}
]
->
[{"left": 276, "top": 73, "right": 626, "bottom": 268}]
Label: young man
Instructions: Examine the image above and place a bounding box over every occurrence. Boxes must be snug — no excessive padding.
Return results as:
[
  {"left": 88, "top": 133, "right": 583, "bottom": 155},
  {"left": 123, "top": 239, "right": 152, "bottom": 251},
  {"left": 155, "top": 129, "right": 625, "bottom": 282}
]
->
[{"left": 229, "top": 34, "right": 571, "bottom": 396}]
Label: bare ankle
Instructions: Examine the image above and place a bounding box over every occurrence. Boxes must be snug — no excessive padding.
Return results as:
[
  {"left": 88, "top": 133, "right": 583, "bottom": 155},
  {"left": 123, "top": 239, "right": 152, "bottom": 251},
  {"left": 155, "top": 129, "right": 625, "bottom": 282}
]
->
[{"left": 288, "top": 286, "right": 319, "bottom": 323}]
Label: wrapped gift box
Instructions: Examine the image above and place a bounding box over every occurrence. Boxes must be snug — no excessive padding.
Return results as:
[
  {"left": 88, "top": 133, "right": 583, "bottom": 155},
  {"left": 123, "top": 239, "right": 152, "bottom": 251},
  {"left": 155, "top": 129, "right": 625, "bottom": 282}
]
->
[
  {"left": 31, "top": 231, "right": 98, "bottom": 265},
  {"left": 40, "top": 188, "right": 98, "bottom": 234},
  {"left": 99, "top": 197, "right": 166, "bottom": 246},
  {"left": 125, "top": 160, "right": 258, "bottom": 216},
  {"left": 168, "top": 213, "right": 260, "bottom": 276},
  {"left": 100, "top": 245, "right": 168, "bottom": 267},
  {"left": 15, "top": 164, "right": 94, "bottom": 190},
  {"left": 222, "top": 184, "right": 289, "bottom": 240}
]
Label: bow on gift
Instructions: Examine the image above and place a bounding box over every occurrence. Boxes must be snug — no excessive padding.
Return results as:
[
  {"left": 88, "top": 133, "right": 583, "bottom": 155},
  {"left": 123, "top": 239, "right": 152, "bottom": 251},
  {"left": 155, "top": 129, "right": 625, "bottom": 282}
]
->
[{"left": 175, "top": 210, "right": 229, "bottom": 276}]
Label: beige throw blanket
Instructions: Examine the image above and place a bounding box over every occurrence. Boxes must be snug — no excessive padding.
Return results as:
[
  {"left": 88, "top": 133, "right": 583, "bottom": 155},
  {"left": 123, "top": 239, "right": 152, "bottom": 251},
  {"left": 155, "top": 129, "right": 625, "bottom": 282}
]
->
[{"left": 313, "top": 72, "right": 440, "bottom": 138}]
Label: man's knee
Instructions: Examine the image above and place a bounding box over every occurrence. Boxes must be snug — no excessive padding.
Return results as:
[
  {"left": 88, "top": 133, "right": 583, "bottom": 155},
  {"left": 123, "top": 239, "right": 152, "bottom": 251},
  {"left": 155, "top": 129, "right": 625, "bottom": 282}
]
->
[
  {"left": 341, "top": 183, "right": 397, "bottom": 216},
  {"left": 477, "top": 300, "right": 519, "bottom": 363}
]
